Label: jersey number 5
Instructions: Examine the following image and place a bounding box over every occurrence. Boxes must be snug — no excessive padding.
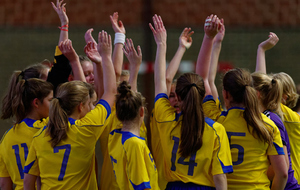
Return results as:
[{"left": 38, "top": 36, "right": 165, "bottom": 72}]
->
[
  {"left": 54, "top": 144, "right": 71, "bottom": 181},
  {"left": 170, "top": 136, "right": 197, "bottom": 176},
  {"left": 12, "top": 143, "right": 28, "bottom": 179},
  {"left": 227, "top": 132, "right": 245, "bottom": 165}
]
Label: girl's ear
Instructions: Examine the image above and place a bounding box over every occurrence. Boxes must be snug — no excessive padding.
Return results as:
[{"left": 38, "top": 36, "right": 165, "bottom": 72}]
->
[
  {"left": 32, "top": 98, "right": 39, "bottom": 108},
  {"left": 139, "top": 107, "right": 144, "bottom": 117},
  {"left": 78, "top": 102, "right": 83, "bottom": 112}
]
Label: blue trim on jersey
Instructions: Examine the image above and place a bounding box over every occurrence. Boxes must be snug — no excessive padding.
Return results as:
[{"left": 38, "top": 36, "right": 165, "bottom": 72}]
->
[
  {"left": 273, "top": 142, "right": 284, "bottom": 155},
  {"left": 166, "top": 181, "right": 216, "bottom": 190},
  {"left": 98, "top": 99, "right": 111, "bottom": 119},
  {"left": 205, "top": 117, "right": 215, "bottom": 127},
  {"left": 174, "top": 112, "right": 183, "bottom": 121},
  {"left": 219, "top": 159, "right": 233, "bottom": 173},
  {"left": 203, "top": 95, "right": 215, "bottom": 103},
  {"left": 68, "top": 118, "right": 76, "bottom": 125},
  {"left": 208, "top": 121, "right": 233, "bottom": 174},
  {"left": 23, "top": 160, "right": 36, "bottom": 174},
  {"left": 22, "top": 118, "right": 38, "bottom": 128},
  {"left": 0, "top": 126, "right": 14, "bottom": 143},
  {"left": 221, "top": 107, "right": 245, "bottom": 117},
  {"left": 130, "top": 180, "right": 151, "bottom": 190},
  {"left": 154, "top": 93, "right": 168, "bottom": 103},
  {"left": 109, "top": 129, "right": 145, "bottom": 145}
]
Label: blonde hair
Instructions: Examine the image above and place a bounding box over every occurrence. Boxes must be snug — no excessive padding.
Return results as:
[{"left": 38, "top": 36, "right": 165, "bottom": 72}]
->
[
  {"left": 252, "top": 72, "right": 283, "bottom": 118},
  {"left": 47, "top": 81, "right": 89, "bottom": 147},
  {"left": 272, "top": 72, "right": 299, "bottom": 108}
]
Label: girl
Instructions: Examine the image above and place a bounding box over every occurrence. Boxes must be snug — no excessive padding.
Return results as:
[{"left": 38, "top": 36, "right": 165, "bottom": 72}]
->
[
  {"left": 0, "top": 71, "right": 53, "bottom": 190},
  {"left": 252, "top": 72, "right": 300, "bottom": 189},
  {"left": 108, "top": 81, "right": 159, "bottom": 190},
  {"left": 151, "top": 14, "right": 233, "bottom": 190},
  {"left": 23, "top": 30, "right": 116, "bottom": 190}
]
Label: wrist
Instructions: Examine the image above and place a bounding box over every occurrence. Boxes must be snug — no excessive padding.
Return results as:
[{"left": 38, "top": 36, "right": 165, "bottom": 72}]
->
[
  {"left": 204, "top": 34, "right": 215, "bottom": 40},
  {"left": 114, "top": 33, "right": 125, "bottom": 45}
]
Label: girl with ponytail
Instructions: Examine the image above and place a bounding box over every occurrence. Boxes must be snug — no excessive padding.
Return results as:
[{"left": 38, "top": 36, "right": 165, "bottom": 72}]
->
[
  {"left": 151, "top": 14, "right": 232, "bottom": 190},
  {"left": 108, "top": 81, "right": 159, "bottom": 190},
  {"left": 0, "top": 70, "right": 53, "bottom": 190},
  {"left": 23, "top": 30, "right": 116, "bottom": 190},
  {"left": 199, "top": 33, "right": 288, "bottom": 189}
]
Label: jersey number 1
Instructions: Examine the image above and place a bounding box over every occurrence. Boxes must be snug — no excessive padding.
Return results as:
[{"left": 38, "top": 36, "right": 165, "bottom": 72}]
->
[
  {"left": 54, "top": 144, "right": 71, "bottom": 181},
  {"left": 12, "top": 143, "right": 28, "bottom": 179},
  {"left": 170, "top": 136, "right": 197, "bottom": 176}
]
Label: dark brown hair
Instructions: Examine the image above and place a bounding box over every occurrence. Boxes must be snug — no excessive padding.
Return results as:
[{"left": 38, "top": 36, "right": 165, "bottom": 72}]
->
[
  {"left": 1, "top": 71, "right": 53, "bottom": 124},
  {"left": 115, "top": 81, "right": 145, "bottom": 122},
  {"left": 223, "top": 68, "right": 273, "bottom": 145},
  {"left": 175, "top": 73, "right": 206, "bottom": 158}
]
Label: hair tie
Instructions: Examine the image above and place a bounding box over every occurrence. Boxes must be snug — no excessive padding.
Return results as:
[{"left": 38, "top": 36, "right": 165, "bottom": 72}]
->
[
  {"left": 271, "top": 79, "right": 276, "bottom": 84},
  {"left": 55, "top": 97, "right": 62, "bottom": 104},
  {"left": 190, "top": 83, "right": 197, "bottom": 88},
  {"left": 24, "top": 79, "right": 28, "bottom": 85}
]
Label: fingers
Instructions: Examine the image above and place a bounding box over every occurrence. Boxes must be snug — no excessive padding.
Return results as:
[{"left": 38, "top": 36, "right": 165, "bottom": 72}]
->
[
  {"left": 149, "top": 23, "right": 156, "bottom": 34},
  {"left": 137, "top": 45, "right": 142, "bottom": 56}
]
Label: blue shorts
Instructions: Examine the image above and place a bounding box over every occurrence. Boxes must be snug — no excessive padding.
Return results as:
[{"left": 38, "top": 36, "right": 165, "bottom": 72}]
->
[{"left": 166, "top": 181, "right": 216, "bottom": 190}]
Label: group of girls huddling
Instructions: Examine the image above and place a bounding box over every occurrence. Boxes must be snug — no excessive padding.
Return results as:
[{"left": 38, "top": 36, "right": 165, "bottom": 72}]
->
[{"left": 0, "top": 0, "right": 300, "bottom": 190}]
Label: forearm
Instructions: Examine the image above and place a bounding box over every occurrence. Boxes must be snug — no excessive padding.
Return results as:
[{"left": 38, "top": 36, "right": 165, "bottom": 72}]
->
[
  {"left": 209, "top": 41, "right": 222, "bottom": 100},
  {"left": 70, "top": 59, "right": 86, "bottom": 82},
  {"left": 94, "top": 62, "right": 104, "bottom": 99},
  {"left": 166, "top": 45, "right": 186, "bottom": 94},
  {"left": 24, "top": 174, "right": 37, "bottom": 190},
  {"left": 155, "top": 44, "right": 168, "bottom": 96},
  {"left": 102, "top": 55, "right": 117, "bottom": 98},
  {"left": 58, "top": 22, "right": 68, "bottom": 44},
  {"left": 0, "top": 177, "right": 13, "bottom": 190},
  {"left": 129, "top": 66, "right": 139, "bottom": 92},
  {"left": 112, "top": 43, "right": 124, "bottom": 82},
  {"left": 255, "top": 47, "right": 267, "bottom": 73},
  {"left": 213, "top": 174, "right": 227, "bottom": 190}
]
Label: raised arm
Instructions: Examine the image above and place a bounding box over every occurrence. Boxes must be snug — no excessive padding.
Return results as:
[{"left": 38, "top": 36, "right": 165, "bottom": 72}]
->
[
  {"left": 196, "top": 14, "right": 220, "bottom": 96},
  {"left": 166, "top": 27, "right": 193, "bottom": 95},
  {"left": 209, "top": 18, "right": 225, "bottom": 100},
  {"left": 51, "top": 0, "right": 69, "bottom": 44},
  {"left": 255, "top": 32, "right": 279, "bottom": 73},
  {"left": 110, "top": 12, "right": 126, "bottom": 82},
  {"left": 58, "top": 39, "right": 86, "bottom": 82},
  {"left": 84, "top": 41, "right": 103, "bottom": 98},
  {"left": 150, "top": 15, "right": 167, "bottom": 96},
  {"left": 97, "top": 31, "right": 117, "bottom": 107},
  {"left": 123, "top": 38, "right": 142, "bottom": 92}
]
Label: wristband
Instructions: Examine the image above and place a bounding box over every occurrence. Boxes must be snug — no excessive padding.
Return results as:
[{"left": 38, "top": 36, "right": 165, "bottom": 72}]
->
[
  {"left": 59, "top": 24, "right": 69, "bottom": 31},
  {"left": 114, "top": 32, "right": 125, "bottom": 45}
]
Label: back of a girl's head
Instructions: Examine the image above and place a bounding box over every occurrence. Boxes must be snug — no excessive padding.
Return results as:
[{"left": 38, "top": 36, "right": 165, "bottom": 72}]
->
[
  {"left": 48, "top": 81, "right": 90, "bottom": 148},
  {"left": 23, "top": 63, "right": 50, "bottom": 80},
  {"left": 175, "top": 73, "right": 206, "bottom": 158},
  {"left": 252, "top": 72, "right": 283, "bottom": 115},
  {"left": 272, "top": 72, "right": 299, "bottom": 108},
  {"left": 1, "top": 70, "right": 53, "bottom": 123},
  {"left": 116, "top": 81, "right": 145, "bottom": 122},
  {"left": 223, "top": 68, "right": 253, "bottom": 104}
]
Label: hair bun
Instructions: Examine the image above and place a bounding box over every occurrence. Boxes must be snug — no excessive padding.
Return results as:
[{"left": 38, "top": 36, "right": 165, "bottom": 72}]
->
[{"left": 117, "top": 81, "right": 131, "bottom": 96}]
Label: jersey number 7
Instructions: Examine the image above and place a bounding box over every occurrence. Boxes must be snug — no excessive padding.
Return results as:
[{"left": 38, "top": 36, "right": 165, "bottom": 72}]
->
[{"left": 54, "top": 144, "right": 71, "bottom": 181}]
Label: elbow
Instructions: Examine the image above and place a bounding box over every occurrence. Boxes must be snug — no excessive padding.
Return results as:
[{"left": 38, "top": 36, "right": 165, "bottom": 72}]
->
[{"left": 166, "top": 76, "right": 172, "bottom": 87}]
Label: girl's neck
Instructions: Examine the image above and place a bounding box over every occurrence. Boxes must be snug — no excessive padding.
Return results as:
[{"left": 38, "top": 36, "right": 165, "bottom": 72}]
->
[{"left": 121, "top": 120, "right": 141, "bottom": 137}]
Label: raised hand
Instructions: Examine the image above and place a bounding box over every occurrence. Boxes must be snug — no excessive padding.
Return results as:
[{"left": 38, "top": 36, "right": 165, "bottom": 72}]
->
[
  {"left": 84, "top": 42, "right": 102, "bottom": 64},
  {"left": 51, "top": 0, "right": 68, "bottom": 26},
  {"left": 123, "top": 38, "right": 142, "bottom": 67},
  {"left": 214, "top": 19, "right": 225, "bottom": 43},
  {"left": 149, "top": 14, "right": 167, "bottom": 45},
  {"left": 258, "top": 32, "right": 279, "bottom": 51},
  {"left": 204, "top": 14, "right": 221, "bottom": 39},
  {"left": 85, "top": 28, "right": 97, "bottom": 45},
  {"left": 179, "top": 28, "right": 194, "bottom": 49},
  {"left": 97, "top": 31, "right": 112, "bottom": 58},
  {"left": 110, "top": 12, "right": 126, "bottom": 34},
  {"left": 58, "top": 39, "right": 78, "bottom": 62}
]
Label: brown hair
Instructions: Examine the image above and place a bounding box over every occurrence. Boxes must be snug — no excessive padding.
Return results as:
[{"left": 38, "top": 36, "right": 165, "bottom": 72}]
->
[
  {"left": 115, "top": 81, "right": 145, "bottom": 122},
  {"left": 252, "top": 72, "right": 283, "bottom": 118},
  {"left": 272, "top": 72, "right": 299, "bottom": 109},
  {"left": 175, "top": 73, "right": 206, "bottom": 158},
  {"left": 1, "top": 71, "right": 53, "bottom": 124},
  {"left": 47, "top": 81, "right": 90, "bottom": 147},
  {"left": 223, "top": 68, "right": 273, "bottom": 145}
]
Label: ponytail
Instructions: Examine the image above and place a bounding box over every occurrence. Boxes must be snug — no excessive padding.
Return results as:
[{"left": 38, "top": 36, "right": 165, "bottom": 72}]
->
[
  {"left": 175, "top": 73, "right": 206, "bottom": 158},
  {"left": 223, "top": 68, "right": 273, "bottom": 146},
  {"left": 1, "top": 71, "right": 53, "bottom": 124},
  {"left": 47, "top": 81, "right": 89, "bottom": 147},
  {"left": 252, "top": 72, "right": 283, "bottom": 118}
]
